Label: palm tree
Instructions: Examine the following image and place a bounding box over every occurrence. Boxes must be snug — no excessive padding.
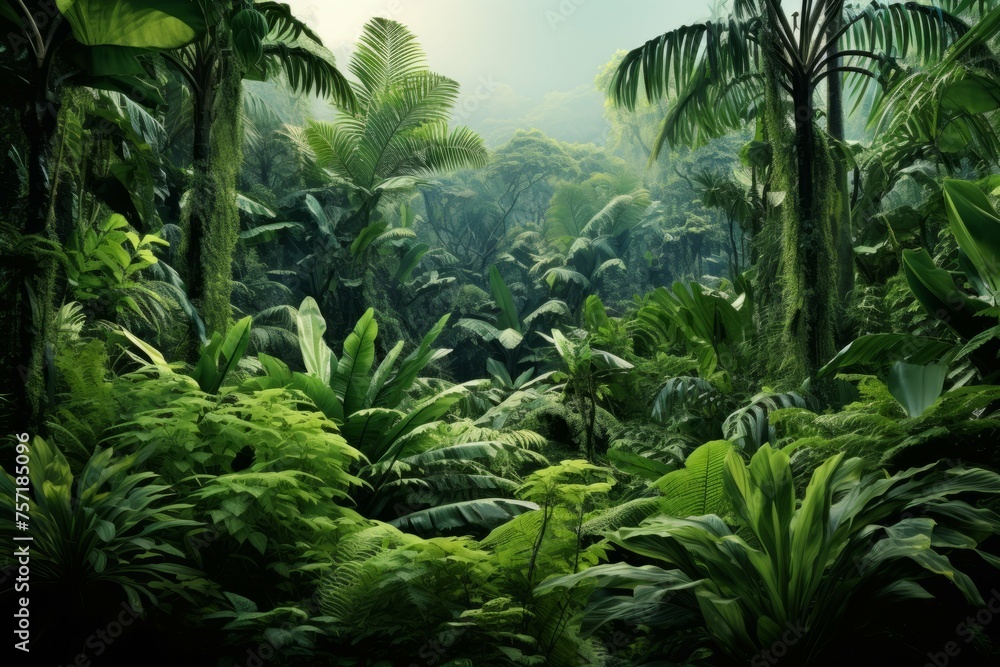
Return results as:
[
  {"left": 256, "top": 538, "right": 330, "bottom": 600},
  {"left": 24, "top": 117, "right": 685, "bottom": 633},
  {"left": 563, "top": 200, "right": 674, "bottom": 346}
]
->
[
  {"left": 611, "top": 0, "right": 977, "bottom": 383},
  {"left": 299, "top": 18, "right": 489, "bottom": 231},
  {"left": 290, "top": 17, "right": 488, "bottom": 325},
  {"left": 161, "top": 1, "right": 355, "bottom": 343}
]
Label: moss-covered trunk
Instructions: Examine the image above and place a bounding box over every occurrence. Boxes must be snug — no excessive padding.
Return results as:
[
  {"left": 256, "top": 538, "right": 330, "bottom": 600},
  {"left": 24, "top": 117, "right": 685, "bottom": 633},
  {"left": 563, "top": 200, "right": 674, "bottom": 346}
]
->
[
  {"left": 184, "top": 39, "right": 243, "bottom": 356},
  {"left": 759, "top": 4, "right": 838, "bottom": 388},
  {"left": 827, "top": 9, "right": 855, "bottom": 309}
]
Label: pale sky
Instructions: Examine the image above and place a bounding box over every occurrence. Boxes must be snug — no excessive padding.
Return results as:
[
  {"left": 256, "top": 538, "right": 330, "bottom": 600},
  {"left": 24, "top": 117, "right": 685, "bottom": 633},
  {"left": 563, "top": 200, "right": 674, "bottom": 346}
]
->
[
  {"left": 286, "top": 1, "right": 717, "bottom": 144},
  {"left": 288, "top": 1, "right": 714, "bottom": 98}
]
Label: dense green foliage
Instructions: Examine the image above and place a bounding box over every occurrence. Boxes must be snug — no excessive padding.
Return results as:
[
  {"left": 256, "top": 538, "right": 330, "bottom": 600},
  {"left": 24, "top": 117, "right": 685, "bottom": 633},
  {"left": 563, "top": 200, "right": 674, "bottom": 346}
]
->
[{"left": 3, "top": 1, "right": 1000, "bottom": 666}]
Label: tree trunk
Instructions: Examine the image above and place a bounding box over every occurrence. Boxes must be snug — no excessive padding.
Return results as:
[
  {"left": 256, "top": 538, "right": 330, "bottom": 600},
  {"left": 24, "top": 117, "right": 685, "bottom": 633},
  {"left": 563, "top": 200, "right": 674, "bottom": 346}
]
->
[
  {"left": 791, "top": 81, "right": 837, "bottom": 383},
  {"left": 586, "top": 376, "right": 597, "bottom": 462},
  {"left": 827, "top": 5, "right": 855, "bottom": 308},
  {"left": 187, "top": 84, "right": 212, "bottom": 305},
  {"left": 13, "top": 44, "right": 61, "bottom": 431},
  {"left": 757, "top": 2, "right": 837, "bottom": 387}
]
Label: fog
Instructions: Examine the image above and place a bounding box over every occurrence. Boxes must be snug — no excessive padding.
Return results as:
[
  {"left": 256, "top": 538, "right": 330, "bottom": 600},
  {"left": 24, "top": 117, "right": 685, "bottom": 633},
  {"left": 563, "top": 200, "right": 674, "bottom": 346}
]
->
[{"left": 287, "top": 0, "right": 716, "bottom": 144}]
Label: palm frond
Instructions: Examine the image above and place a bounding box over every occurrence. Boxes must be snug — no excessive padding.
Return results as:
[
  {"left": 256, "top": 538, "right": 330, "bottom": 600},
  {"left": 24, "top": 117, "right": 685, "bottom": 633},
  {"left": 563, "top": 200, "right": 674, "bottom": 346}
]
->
[
  {"left": 263, "top": 39, "right": 356, "bottom": 111},
  {"left": 350, "top": 17, "right": 428, "bottom": 97}
]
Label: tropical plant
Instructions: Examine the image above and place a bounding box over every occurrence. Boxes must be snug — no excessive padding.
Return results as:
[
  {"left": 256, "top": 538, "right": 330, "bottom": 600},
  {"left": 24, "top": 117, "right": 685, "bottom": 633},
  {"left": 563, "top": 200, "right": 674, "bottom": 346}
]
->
[
  {"left": 651, "top": 375, "right": 723, "bottom": 440},
  {"left": 611, "top": 0, "right": 979, "bottom": 380},
  {"left": 723, "top": 390, "right": 817, "bottom": 453},
  {"left": 537, "top": 173, "right": 656, "bottom": 311},
  {"left": 539, "top": 329, "right": 633, "bottom": 461},
  {"left": 63, "top": 213, "right": 172, "bottom": 329},
  {"left": 0, "top": 437, "right": 206, "bottom": 611},
  {"left": 164, "top": 0, "right": 355, "bottom": 338},
  {"left": 540, "top": 444, "right": 1000, "bottom": 664},
  {"left": 474, "top": 460, "right": 615, "bottom": 666},
  {"left": 901, "top": 179, "right": 1000, "bottom": 381},
  {"left": 248, "top": 298, "right": 543, "bottom": 534},
  {"left": 295, "top": 17, "right": 488, "bottom": 253},
  {"left": 0, "top": 0, "right": 208, "bottom": 428},
  {"left": 457, "top": 265, "right": 570, "bottom": 377},
  {"left": 690, "top": 168, "right": 756, "bottom": 275},
  {"left": 634, "top": 281, "right": 751, "bottom": 387}
]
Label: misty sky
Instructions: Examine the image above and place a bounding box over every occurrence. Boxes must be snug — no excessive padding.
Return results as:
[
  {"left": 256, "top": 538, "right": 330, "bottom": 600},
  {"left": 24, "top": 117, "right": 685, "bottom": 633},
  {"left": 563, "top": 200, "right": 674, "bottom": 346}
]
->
[{"left": 286, "top": 1, "right": 716, "bottom": 145}]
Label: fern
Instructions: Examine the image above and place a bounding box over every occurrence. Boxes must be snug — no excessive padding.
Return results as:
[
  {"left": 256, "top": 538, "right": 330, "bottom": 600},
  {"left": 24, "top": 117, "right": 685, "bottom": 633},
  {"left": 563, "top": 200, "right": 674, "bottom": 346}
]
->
[
  {"left": 653, "top": 440, "right": 731, "bottom": 518},
  {"left": 581, "top": 497, "right": 663, "bottom": 537}
]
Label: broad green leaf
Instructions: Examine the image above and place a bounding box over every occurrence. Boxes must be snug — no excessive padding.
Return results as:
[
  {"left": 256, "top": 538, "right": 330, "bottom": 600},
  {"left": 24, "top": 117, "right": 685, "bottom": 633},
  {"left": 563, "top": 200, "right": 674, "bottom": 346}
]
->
[
  {"left": 236, "top": 193, "right": 276, "bottom": 218},
  {"left": 654, "top": 440, "right": 731, "bottom": 517},
  {"left": 818, "top": 334, "right": 957, "bottom": 379},
  {"left": 377, "top": 313, "right": 450, "bottom": 408},
  {"left": 608, "top": 449, "right": 673, "bottom": 481},
  {"left": 943, "top": 179, "right": 1000, "bottom": 295},
  {"left": 389, "top": 499, "right": 538, "bottom": 536},
  {"left": 394, "top": 243, "right": 429, "bottom": 282},
  {"left": 489, "top": 265, "right": 521, "bottom": 334},
  {"left": 333, "top": 309, "right": 378, "bottom": 416},
  {"left": 902, "top": 249, "right": 990, "bottom": 340},
  {"left": 57, "top": 0, "right": 206, "bottom": 49},
  {"left": 888, "top": 362, "right": 948, "bottom": 417},
  {"left": 296, "top": 297, "right": 335, "bottom": 385},
  {"left": 239, "top": 221, "right": 302, "bottom": 245}
]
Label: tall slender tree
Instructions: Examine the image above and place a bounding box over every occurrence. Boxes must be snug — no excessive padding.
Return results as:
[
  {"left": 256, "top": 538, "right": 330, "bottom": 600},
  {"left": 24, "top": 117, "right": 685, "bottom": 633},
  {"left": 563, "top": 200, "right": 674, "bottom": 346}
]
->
[
  {"left": 161, "top": 1, "right": 355, "bottom": 346},
  {"left": 611, "top": 0, "right": 973, "bottom": 383}
]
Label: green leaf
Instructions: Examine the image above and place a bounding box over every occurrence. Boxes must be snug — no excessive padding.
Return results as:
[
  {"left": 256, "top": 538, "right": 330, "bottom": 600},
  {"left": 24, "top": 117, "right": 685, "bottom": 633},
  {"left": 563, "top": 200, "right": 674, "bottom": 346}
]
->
[
  {"left": 192, "top": 317, "right": 252, "bottom": 394},
  {"left": 888, "top": 362, "right": 948, "bottom": 418},
  {"left": 818, "top": 334, "right": 958, "bottom": 379},
  {"left": 57, "top": 0, "right": 206, "bottom": 49},
  {"left": 247, "top": 531, "right": 268, "bottom": 554},
  {"left": 389, "top": 499, "right": 538, "bottom": 536},
  {"left": 943, "top": 179, "right": 1000, "bottom": 295},
  {"left": 489, "top": 265, "right": 521, "bottom": 334},
  {"left": 333, "top": 309, "right": 378, "bottom": 416},
  {"left": 377, "top": 313, "right": 450, "bottom": 408},
  {"left": 902, "top": 249, "right": 991, "bottom": 340},
  {"left": 942, "top": 75, "right": 1000, "bottom": 115},
  {"left": 654, "top": 440, "right": 731, "bottom": 517},
  {"left": 496, "top": 328, "right": 524, "bottom": 350},
  {"left": 239, "top": 221, "right": 302, "bottom": 244},
  {"left": 583, "top": 295, "right": 610, "bottom": 332},
  {"left": 296, "top": 297, "right": 335, "bottom": 385},
  {"left": 608, "top": 449, "right": 673, "bottom": 481},
  {"left": 235, "top": 193, "right": 277, "bottom": 218},
  {"left": 119, "top": 327, "right": 171, "bottom": 368},
  {"left": 224, "top": 592, "right": 258, "bottom": 613},
  {"left": 394, "top": 243, "right": 429, "bottom": 282}
]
